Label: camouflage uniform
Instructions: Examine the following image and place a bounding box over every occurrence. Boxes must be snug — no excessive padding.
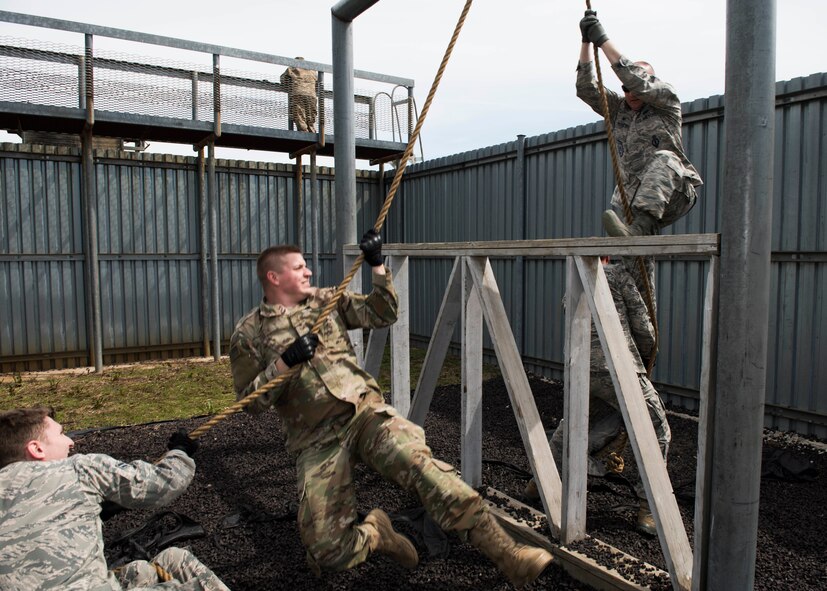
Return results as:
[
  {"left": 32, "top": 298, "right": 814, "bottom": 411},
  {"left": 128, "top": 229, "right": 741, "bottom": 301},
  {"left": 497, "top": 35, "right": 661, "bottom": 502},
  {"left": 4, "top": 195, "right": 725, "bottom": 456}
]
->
[
  {"left": 577, "top": 56, "right": 703, "bottom": 301},
  {"left": 230, "top": 269, "right": 484, "bottom": 573},
  {"left": 281, "top": 66, "right": 318, "bottom": 133},
  {"left": 549, "top": 264, "right": 670, "bottom": 496},
  {"left": 0, "top": 451, "right": 227, "bottom": 590},
  {"left": 114, "top": 547, "right": 229, "bottom": 590},
  {"left": 576, "top": 56, "right": 702, "bottom": 228}
]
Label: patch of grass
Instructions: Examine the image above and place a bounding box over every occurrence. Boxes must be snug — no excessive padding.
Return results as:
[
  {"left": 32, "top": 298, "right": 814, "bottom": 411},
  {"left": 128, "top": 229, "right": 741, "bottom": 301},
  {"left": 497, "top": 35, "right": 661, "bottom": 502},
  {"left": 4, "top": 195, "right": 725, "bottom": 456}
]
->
[
  {"left": 0, "top": 346, "right": 500, "bottom": 431},
  {"left": 0, "top": 360, "right": 235, "bottom": 431}
]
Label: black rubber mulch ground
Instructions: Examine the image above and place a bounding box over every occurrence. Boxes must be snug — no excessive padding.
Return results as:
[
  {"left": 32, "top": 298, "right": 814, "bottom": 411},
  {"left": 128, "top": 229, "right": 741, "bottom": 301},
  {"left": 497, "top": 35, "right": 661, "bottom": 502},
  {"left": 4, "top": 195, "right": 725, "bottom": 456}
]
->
[{"left": 74, "top": 376, "right": 827, "bottom": 590}]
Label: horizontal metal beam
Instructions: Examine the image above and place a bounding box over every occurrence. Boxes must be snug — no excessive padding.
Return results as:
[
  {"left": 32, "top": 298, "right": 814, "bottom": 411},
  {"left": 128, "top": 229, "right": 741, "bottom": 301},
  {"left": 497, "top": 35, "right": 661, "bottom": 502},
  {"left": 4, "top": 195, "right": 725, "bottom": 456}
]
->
[
  {"left": 0, "top": 10, "right": 413, "bottom": 86},
  {"left": 331, "top": 0, "right": 381, "bottom": 22}
]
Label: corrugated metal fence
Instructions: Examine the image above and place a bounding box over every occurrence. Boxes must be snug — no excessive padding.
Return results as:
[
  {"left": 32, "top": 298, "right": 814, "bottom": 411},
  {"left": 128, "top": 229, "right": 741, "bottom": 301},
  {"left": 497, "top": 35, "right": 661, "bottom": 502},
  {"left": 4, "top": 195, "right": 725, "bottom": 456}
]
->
[
  {"left": 382, "top": 72, "right": 827, "bottom": 438},
  {"left": 0, "top": 147, "right": 382, "bottom": 368},
  {"left": 1, "top": 72, "right": 824, "bottom": 436}
]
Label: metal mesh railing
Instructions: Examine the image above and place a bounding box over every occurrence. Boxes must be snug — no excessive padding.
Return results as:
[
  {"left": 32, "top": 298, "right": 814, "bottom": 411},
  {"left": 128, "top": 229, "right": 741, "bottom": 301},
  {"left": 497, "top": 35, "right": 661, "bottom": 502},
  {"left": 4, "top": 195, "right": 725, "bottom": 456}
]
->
[{"left": 0, "top": 34, "right": 409, "bottom": 141}]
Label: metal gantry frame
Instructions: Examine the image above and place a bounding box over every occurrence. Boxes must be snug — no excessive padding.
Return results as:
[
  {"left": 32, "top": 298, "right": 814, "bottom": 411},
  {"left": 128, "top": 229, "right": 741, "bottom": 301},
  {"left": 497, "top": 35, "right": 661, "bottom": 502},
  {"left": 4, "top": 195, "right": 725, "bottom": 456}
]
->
[{"left": 332, "top": 1, "right": 777, "bottom": 589}]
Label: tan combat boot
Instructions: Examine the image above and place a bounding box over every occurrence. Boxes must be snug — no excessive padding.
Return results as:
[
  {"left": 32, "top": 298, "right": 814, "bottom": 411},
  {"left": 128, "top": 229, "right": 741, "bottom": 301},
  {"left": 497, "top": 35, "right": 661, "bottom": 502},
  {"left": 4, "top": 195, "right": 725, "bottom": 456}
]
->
[
  {"left": 522, "top": 478, "right": 540, "bottom": 501},
  {"left": 364, "top": 509, "right": 419, "bottom": 569},
  {"left": 636, "top": 500, "right": 657, "bottom": 537},
  {"left": 468, "top": 510, "right": 554, "bottom": 588},
  {"left": 602, "top": 210, "right": 660, "bottom": 237}
]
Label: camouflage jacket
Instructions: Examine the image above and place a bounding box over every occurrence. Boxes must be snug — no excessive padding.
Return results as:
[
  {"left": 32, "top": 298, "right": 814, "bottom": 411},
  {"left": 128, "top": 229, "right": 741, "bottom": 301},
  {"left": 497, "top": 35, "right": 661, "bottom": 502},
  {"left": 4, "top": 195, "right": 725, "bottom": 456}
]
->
[
  {"left": 280, "top": 66, "right": 317, "bottom": 97},
  {"left": 591, "top": 264, "right": 656, "bottom": 374},
  {"left": 230, "top": 269, "right": 398, "bottom": 453},
  {"left": 0, "top": 451, "right": 194, "bottom": 591},
  {"left": 576, "top": 56, "right": 702, "bottom": 192}
]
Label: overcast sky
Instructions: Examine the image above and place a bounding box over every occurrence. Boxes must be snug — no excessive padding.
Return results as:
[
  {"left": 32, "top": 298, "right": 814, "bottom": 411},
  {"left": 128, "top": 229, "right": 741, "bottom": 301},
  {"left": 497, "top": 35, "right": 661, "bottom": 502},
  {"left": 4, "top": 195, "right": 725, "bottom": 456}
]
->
[{"left": 1, "top": 0, "right": 824, "bottom": 166}]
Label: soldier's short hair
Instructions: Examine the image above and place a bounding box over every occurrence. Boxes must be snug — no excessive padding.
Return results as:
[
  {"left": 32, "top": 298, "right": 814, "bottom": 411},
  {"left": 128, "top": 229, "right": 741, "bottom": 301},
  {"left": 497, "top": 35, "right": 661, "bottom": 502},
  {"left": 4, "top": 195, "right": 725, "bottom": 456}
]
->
[
  {"left": 0, "top": 407, "right": 54, "bottom": 468},
  {"left": 634, "top": 60, "right": 655, "bottom": 76},
  {"left": 257, "top": 245, "right": 302, "bottom": 287}
]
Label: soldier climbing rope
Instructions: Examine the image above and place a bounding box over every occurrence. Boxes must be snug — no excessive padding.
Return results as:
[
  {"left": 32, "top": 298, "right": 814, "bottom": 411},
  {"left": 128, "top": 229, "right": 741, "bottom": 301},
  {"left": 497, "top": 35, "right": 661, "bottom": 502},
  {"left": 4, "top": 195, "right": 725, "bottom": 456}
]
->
[{"left": 584, "top": 0, "right": 660, "bottom": 377}]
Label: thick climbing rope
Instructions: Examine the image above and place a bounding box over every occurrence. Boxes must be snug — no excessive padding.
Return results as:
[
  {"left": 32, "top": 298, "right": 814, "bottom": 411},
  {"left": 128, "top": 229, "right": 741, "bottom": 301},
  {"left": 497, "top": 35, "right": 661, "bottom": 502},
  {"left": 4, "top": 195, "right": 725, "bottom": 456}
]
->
[
  {"left": 152, "top": 563, "right": 173, "bottom": 582},
  {"left": 188, "top": 0, "right": 474, "bottom": 440},
  {"left": 585, "top": 0, "right": 658, "bottom": 377}
]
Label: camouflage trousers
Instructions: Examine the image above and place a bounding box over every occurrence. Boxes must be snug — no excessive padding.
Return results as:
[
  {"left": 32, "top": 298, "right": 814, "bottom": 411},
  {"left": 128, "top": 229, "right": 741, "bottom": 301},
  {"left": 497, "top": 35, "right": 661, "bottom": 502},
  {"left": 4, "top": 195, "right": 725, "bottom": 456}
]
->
[
  {"left": 549, "top": 371, "right": 670, "bottom": 499},
  {"left": 114, "top": 546, "right": 230, "bottom": 590},
  {"left": 296, "top": 394, "right": 484, "bottom": 573},
  {"left": 290, "top": 94, "right": 318, "bottom": 132},
  {"left": 621, "top": 255, "right": 657, "bottom": 321},
  {"left": 611, "top": 150, "right": 698, "bottom": 228}
]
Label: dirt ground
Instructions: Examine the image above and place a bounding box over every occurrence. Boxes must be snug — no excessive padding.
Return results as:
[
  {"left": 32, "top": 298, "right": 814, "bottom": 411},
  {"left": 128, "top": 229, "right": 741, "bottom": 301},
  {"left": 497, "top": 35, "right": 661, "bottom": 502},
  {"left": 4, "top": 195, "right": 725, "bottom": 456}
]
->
[{"left": 74, "top": 376, "right": 827, "bottom": 590}]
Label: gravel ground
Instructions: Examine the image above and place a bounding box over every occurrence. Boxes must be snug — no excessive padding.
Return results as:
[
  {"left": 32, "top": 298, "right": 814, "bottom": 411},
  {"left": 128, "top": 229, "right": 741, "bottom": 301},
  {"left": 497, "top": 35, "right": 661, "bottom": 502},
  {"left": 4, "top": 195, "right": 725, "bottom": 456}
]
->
[{"left": 74, "top": 376, "right": 827, "bottom": 590}]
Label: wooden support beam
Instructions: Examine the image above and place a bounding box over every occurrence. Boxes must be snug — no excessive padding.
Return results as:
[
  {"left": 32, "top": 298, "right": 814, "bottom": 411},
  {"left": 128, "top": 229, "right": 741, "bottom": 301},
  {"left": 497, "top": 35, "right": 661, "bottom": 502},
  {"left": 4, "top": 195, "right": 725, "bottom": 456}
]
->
[
  {"left": 389, "top": 255, "right": 411, "bottom": 417},
  {"left": 461, "top": 258, "right": 483, "bottom": 487},
  {"left": 575, "top": 256, "right": 692, "bottom": 591},
  {"left": 343, "top": 234, "right": 720, "bottom": 259},
  {"left": 562, "top": 256, "right": 592, "bottom": 543},
  {"left": 691, "top": 255, "right": 719, "bottom": 590},
  {"left": 363, "top": 326, "right": 388, "bottom": 378},
  {"left": 409, "top": 257, "right": 462, "bottom": 426},
  {"left": 466, "top": 257, "right": 562, "bottom": 534}
]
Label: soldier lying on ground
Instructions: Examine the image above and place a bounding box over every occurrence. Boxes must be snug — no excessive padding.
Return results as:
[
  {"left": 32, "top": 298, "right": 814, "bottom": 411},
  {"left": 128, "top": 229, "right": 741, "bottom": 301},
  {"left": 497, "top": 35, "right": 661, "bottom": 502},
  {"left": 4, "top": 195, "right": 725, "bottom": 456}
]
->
[
  {"left": 229, "top": 230, "right": 554, "bottom": 588},
  {"left": 0, "top": 407, "right": 230, "bottom": 591}
]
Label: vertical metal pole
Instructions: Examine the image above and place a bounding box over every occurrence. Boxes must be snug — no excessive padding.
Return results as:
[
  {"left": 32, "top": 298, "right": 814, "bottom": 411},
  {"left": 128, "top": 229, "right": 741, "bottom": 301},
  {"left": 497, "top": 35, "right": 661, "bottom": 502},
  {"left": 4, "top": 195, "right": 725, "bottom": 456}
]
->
[
  {"left": 296, "top": 155, "right": 304, "bottom": 249},
  {"left": 197, "top": 148, "right": 211, "bottom": 357},
  {"left": 208, "top": 141, "right": 221, "bottom": 360},
  {"left": 514, "top": 134, "right": 526, "bottom": 354},
  {"left": 310, "top": 149, "right": 320, "bottom": 281},
  {"left": 81, "top": 33, "right": 102, "bottom": 372},
  {"left": 706, "top": 1, "right": 776, "bottom": 589},
  {"left": 81, "top": 130, "right": 102, "bottom": 372},
  {"left": 332, "top": 13, "right": 356, "bottom": 281}
]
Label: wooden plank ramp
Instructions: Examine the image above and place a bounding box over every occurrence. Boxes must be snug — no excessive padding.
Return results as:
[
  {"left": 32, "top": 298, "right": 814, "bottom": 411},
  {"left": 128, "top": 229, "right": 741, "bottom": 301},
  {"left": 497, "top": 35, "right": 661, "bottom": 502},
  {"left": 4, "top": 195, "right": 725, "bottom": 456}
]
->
[{"left": 484, "top": 487, "right": 671, "bottom": 591}]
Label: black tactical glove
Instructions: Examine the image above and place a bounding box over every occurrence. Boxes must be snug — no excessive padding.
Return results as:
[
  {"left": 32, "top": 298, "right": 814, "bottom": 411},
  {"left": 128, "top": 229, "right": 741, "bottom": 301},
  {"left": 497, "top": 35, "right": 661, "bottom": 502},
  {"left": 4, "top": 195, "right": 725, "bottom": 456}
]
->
[
  {"left": 584, "top": 12, "right": 609, "bottom": 47},
  {"left": 281, "top": 333, "right": 319, "bottom": 367},
  {"left": 579, "top": 10, "right": 598, "bottom": 43},
  {"left": 167, "top": 429, "right": 199, "bottom": 457},
  {"left": 99, "top": 500, "right": 127, "bottom": 521},
  {"left": 359, "top": 229, "right": 384, "bottom": 268}
]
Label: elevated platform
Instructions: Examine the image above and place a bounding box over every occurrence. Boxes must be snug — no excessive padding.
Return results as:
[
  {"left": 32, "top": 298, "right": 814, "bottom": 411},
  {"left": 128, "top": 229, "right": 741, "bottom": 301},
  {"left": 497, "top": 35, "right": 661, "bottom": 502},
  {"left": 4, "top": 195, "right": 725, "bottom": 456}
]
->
[
  {"left": 0, "top": 101, "right": 406, "bottom": 160},
  {"left": 0, "top": 11, "right": 413, "bottom": 161}
]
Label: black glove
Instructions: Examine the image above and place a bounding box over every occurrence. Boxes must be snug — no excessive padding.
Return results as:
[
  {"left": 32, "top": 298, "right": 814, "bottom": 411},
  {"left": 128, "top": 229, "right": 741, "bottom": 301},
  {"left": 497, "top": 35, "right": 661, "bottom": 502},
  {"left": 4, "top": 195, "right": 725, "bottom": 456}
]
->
[
  {"left": 167, "top": 429, "right": 199, "bottom": 457},
  {"left": 584, "top": 12, "right": 609, "bottom": 47},
  {"left": 281, "top": 333, "right": 319, "bottom": 367},
  {"left": 359, "top": 229, "right": 384, "bottom": 267},
  {"left": 579, "top": 10, "right": 598, "bottom": 43},
  {"left": 99, "top": 500, "right": 127, "bottom": 522}
]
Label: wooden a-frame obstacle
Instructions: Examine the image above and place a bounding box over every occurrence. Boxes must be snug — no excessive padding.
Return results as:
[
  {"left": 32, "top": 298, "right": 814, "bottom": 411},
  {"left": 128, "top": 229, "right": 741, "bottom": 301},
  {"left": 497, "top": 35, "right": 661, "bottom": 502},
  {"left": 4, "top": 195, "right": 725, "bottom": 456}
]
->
[{"left": 345, "top": 233, "right": 719, "bottom": 591}]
